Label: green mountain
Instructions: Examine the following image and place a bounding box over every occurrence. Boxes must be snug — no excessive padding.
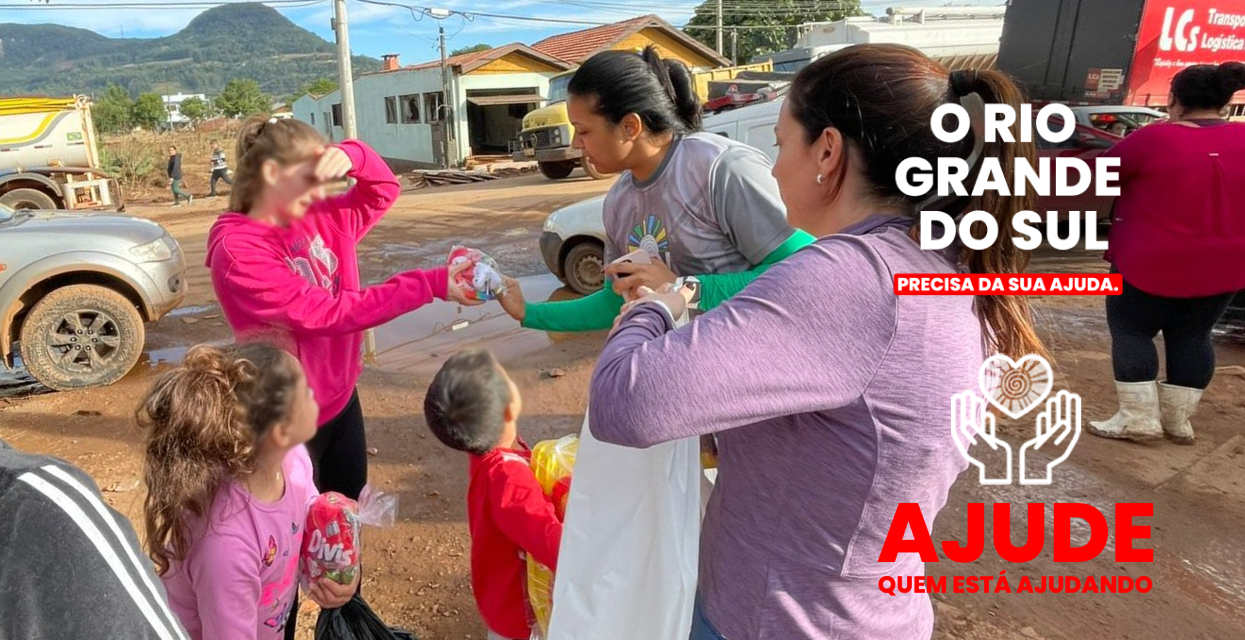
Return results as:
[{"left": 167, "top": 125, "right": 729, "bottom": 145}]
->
[{"left": 0, "top": 3, "right": 379, "bottom": 98}]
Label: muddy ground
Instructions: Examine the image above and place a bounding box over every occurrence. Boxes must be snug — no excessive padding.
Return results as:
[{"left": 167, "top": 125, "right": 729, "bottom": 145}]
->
[{"left": 2, "top": 173, "right": 1244, "bottom": 640}]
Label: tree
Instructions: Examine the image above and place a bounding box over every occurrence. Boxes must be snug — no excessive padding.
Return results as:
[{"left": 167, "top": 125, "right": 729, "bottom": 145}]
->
[
  {"left": 215, "top": 78, "right": 271, "bottom": 118},
  {"left": 179, "top": 96, "right": 207, "bottom": 124},
  {"left": 683, "top": 0, "right": 863, "bottom": 65},
  {"left": 451, "top": 43, "right": 492, "bottom": 57},
  {"left": 132, "top": 92, "right": 168, "bottom": 131},
  {"left": 303, "top": 77, "right": 338, "bottom": 97},
  {"left": 93, "top": 84, "right": 135, "bottom": 134}
]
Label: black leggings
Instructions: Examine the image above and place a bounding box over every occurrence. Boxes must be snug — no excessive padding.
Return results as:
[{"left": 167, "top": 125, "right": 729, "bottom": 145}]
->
[
  {"left": 307, "top": 389, "right": 369, "bottom": 499},
  {"left": 1106, "top": 279, "right": 1235, "bottom": 389}
]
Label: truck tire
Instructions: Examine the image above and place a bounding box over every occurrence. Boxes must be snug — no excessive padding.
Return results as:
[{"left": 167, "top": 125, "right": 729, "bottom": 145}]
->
[
  {"left": 563, "top": 241, "right": 605, "bottom": 295},
  {"left": 581, "top": 156, "right": 614, "bottom": 181},
  {"left": 18, "top": 285, "right": 145, "bottom": 391},
  {"left": 539, "top": 161, "right": 576, "bottom": 180},
  {"left": 0, "top": 188, "right": 58, "bottom": 211}
]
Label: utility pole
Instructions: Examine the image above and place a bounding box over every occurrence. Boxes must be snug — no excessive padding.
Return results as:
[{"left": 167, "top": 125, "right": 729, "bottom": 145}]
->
[
  {"left": 716, "top": 0, "right": 724, "bottom": 54},
  {"left": 439, "top": 23, "right": 452, "bottom": 169},
  {"left": 332, "top": 0, "right": 358, "bottom": 141},
  {"left": 332, "top": 0, "right": 369, "bottom": 356}
]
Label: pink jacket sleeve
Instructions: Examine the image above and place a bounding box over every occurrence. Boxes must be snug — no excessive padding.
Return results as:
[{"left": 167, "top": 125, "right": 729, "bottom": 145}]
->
[
  {"left": 189, "top": 532, "right": 263, "bottom": 640},
  {"left": 324, "top": 140, "right": 402, "bottom": 240},
  {"left": 214, "top": 234, "right": 448, "bottom": 336}
]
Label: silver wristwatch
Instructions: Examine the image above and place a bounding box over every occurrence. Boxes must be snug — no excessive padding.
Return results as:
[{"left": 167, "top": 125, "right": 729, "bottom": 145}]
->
[{"left": 675, "top": 276, "right": 702, "bottom": 314}]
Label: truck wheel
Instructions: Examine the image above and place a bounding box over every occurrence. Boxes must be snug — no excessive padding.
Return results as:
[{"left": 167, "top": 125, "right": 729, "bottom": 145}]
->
[
  {"left": 563, "top": 241, "right": 605, "bottom": 295},
  {"left": 539, "top": 161, "right": 576, "bottom": 180},
  {"left": 18, "top": 285, "right": 145, "bottom": 391},
  {"left": 0, "top": 188, "right": 58, "bottom": 211},
  {"left": 581, "top": 156, "right": 614, "bottom": 181}
]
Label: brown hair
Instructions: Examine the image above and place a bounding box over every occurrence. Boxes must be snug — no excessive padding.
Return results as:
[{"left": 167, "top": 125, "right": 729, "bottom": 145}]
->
[
  {"left": 788, "top": 44, "right": 1045, "bottom": 360},
  {"left": 137, "top": 343, "right": 302, "bottom": 575},
  {"left": 229, "top": 116, "right": 325, "bottom": 213}
]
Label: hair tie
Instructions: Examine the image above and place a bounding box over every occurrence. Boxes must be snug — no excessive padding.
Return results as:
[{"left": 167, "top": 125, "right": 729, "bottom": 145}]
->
[
  {"left": 258, "top": 117, "right": 279, "bottom": 137},
  {"left": 950, "top": 70, "right": 979, "bottom": 98}
]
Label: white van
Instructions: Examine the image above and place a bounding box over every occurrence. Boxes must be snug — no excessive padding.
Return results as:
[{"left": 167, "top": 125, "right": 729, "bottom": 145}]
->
[{"left": 539, "top": 98, "right": 784, "bottom": 293}]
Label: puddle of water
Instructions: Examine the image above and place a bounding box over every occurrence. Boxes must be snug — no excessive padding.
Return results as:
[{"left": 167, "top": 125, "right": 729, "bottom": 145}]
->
[
  {"left": 371, "top": 274, "right": 583, "bottom": 375},
  {"left": 1214, "top": 307, "right": 1245, "bottom": 343},
  {"left": 142, "top": 346, "right": 192, "bottom": 367},
  {"left": 166, "top": 304, "right": 217, "bottom": 318},
  {"left": 0, "top": 356, "right": 52, "bottom": 398}
]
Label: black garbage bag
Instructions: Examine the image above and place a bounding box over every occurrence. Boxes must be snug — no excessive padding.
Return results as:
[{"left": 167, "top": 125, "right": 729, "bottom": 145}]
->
[{"left": 315, "top": 593, "right": 419, "bottom": 640}]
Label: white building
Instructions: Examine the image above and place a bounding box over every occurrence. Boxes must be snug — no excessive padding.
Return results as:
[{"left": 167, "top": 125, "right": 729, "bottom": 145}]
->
[
  {"left": 759, "top": 7, "right": 1006, "bottom": 72},
  {"left": 161, "top": 93, "right": 207, "bottom": 129},
  {"left": 294, "top": 44, "right": 572, "bottom": 170}
]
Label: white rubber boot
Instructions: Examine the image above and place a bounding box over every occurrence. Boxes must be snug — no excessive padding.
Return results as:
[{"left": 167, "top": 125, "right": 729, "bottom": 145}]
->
[
  {"left": 1088, "top": 381, "right": 1163, "bottom": 442},
  {"left": 1159, "top": 382, "right": 1203, "bottom": 446}
]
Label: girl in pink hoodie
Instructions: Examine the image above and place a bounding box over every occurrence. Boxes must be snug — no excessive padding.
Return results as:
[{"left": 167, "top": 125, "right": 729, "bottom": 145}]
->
[{"left": 207, "top": 117, "right": 476, "bottom": 509}]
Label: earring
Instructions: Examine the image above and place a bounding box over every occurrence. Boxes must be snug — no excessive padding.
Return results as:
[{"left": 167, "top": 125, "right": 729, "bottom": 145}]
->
[{"left": 816, "top": 174, "right": 825, "bottom": 185}]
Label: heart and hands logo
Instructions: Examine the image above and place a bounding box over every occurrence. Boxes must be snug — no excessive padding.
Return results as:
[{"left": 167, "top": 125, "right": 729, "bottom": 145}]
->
[{"left": 951, "top": 355, "right": 1082, "bottom": 486}]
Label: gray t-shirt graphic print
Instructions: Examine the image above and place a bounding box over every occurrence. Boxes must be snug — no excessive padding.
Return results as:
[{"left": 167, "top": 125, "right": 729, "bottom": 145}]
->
[{"left": 602, "top": 132, "right": 793, "bottom": 277}]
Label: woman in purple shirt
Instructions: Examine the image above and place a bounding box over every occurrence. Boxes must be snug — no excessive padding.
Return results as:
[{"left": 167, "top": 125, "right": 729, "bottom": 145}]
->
[{"left": 589, "top": 45, "right": 1047, "bottom": 639}]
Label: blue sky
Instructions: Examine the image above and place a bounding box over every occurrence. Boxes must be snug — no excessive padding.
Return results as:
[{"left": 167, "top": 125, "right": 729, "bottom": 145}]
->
[{"left": 4, "top": 0, "right": 1001, "bottom": 67}]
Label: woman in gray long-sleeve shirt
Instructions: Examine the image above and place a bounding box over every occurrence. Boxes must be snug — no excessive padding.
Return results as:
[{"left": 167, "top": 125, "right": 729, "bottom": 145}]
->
[{"left": 590, "top": 45, "right": 1048, "bottom": 640}]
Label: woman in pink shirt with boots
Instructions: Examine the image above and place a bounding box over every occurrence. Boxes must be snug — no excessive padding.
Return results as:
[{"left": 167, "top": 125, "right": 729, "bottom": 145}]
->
[{"left": 1089, "top": 62, "right": 1245, "bottom": 444}]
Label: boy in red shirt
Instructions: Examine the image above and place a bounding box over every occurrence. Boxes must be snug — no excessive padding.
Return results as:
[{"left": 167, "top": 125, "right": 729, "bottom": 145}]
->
[{"left": 424, "top": 349, "right": 563, "bottom": 640}]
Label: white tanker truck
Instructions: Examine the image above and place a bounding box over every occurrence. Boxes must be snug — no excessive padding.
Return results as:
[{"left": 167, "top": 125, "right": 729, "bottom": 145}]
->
[{"left": 0, "top": 96, "right": 123, "bottom": 211}]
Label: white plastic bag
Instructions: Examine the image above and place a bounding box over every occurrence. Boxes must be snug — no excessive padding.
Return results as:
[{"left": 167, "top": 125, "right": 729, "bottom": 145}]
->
[{"left": 546, "top": 411, "right": 703, "bottom": 640}]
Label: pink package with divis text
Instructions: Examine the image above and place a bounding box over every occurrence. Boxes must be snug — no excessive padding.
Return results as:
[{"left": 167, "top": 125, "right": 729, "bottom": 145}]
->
[
  {"left": 299, "top": 485, "right": 397, "bottom": 589},
  {"left": 448, "top": 246, "right": 505, "bottom": 301}
]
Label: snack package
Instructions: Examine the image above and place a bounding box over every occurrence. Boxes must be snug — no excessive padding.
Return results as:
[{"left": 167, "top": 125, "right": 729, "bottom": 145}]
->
[
  {"left": 526, "top": 435, "right": 578, "bottom": 638},
  {"left": 300, "top": 485, "right": 398, "bottom": 589},
  {"left": 448, "top": 246, "right": 505, "bottom": 302}
]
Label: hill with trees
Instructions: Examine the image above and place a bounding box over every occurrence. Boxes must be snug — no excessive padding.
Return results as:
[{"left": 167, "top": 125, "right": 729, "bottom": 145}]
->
[{"left": 0, "top": 3, "right": 378, "bottom": 98}]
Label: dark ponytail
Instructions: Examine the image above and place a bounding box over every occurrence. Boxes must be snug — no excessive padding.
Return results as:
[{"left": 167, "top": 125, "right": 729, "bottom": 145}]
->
[
  {"left": 788, "top": 44, "right": 1045, "bottom": 361},
  {"left": 569, "top": 45, "right": 702, "bottom": 135},
  {"left": 1172, "top": 61, "right": 1245, "bottom": 111}
]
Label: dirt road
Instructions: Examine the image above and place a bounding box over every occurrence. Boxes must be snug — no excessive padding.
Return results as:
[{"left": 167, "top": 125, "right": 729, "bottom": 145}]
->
[{"left": 2, "top": 173, "right": 1244, "bottom": 640}]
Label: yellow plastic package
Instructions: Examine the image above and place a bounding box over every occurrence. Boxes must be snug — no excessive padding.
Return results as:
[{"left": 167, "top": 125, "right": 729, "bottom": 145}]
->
[{"left": 526, "top": 434, "right": 578, "bottom": 638}]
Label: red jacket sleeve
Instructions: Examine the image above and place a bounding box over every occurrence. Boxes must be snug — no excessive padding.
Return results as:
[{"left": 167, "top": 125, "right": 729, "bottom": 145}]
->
[
  {"left": 325, "top": 140, "right": 402, "bottom": 241},
  {"left": 488, "top": 456, "right": 563, "bottom": 571},
  {"left": 214, "top": 234, "right": 448, "bottom": 336}
]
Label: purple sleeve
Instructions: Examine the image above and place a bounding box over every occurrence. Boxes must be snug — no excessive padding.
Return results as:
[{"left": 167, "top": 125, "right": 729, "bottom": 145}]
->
[
  {"left": 190, "top": 533, "right": 263, "bottom": 640},
  {"left": 588, "top": 240, "right": 896, "bottom": 448}
]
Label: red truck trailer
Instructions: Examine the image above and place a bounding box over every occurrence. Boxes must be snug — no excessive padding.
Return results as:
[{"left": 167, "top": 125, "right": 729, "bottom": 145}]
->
[{"left": 998, "top": 0, "right": 1245, "bottom": 116}]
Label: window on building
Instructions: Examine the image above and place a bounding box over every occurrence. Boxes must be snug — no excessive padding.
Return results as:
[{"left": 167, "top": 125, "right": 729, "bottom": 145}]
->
[
  {"left": 424, "top": 92, "right": 445, "bottom": 122},
  {"left": 399, "top": 94, "right": 420, "bottom": 123},
  {"left": 310, "top": 112, "right": 316, "bottom": 125},
  {"left": 385, "top": 97, "right": 399, "bottom": 124},
  {"left": 331, "top": 103, "right": 343, "bottom": 127}
]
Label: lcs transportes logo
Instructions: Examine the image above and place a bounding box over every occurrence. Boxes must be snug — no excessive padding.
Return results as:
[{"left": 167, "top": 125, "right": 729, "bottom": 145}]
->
[{"left": 1158, "top": 6, "right": 1245, "bottom": 54}]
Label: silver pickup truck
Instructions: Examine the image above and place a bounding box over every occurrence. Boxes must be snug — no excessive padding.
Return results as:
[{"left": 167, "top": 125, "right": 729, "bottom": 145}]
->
[{"left": 0, "top": 203, "right": 186, "bottom": 390}]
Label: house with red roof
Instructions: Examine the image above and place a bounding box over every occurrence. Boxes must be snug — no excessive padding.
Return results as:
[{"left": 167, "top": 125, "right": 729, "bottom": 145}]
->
[
  {"left": 291, "top": 15, "right": 727, "bottom": 170},
  {"left": 293, "top": 43, "right": 572, "bottom": 169}
]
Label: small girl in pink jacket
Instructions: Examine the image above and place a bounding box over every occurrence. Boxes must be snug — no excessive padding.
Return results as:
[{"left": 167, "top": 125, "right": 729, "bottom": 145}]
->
[{"left": 207, "top": 117, "right": 476, "bottom": 507}]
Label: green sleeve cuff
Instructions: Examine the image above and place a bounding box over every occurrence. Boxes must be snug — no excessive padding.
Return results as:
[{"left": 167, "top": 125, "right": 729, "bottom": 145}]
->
[
  {"left": 698, "top": 229, "right": 816, "bottom": 310},
  {"left": 521, "top": 286, "right": 625, "bottom": 333}
]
